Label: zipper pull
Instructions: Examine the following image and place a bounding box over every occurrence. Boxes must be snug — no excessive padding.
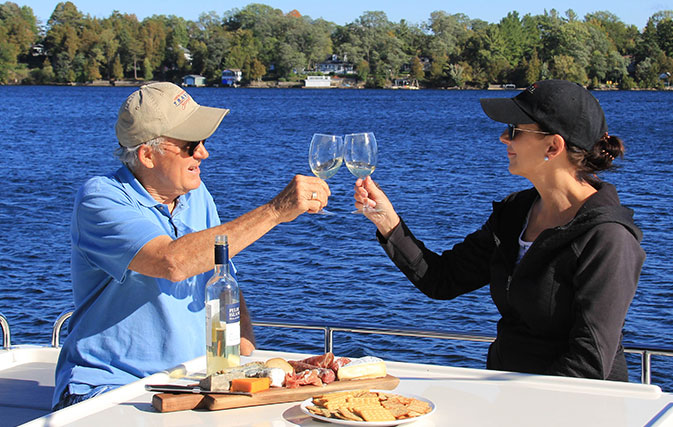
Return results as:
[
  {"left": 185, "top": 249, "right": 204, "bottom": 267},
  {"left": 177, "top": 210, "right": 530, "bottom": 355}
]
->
[{"left": 506, "top": 275, "right": 512, "bottom": 292}]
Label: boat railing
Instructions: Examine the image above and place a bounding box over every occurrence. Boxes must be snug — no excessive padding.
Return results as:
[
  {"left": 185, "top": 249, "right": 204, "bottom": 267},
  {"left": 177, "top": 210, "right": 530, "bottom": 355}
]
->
[
  {"left": 4, "top": 311, "right": 672, "bottom": 387},
  {"left": 251, "top": 318, "right": 673, "bottom": 386},
  {"left": 0, "top": 312, "right": 9, "bottom": 349},
  {"left": 51, "top": 310, "right": 72, "bottom": 348}
]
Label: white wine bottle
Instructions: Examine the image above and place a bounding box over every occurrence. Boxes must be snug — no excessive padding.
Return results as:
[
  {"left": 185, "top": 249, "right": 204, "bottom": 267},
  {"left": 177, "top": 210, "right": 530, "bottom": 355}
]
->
[{"left": 205, "top": 235, "right": 240, "bottom": 374}]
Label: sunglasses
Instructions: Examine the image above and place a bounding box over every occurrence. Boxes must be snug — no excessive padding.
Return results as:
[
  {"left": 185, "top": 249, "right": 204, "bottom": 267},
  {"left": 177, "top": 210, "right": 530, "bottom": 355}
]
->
[
  {"left": 507, "top": 124, "right": 551, "bottom": 140},
  {"left": 183, "top": 140, "right": 206, "bottom": 156}
]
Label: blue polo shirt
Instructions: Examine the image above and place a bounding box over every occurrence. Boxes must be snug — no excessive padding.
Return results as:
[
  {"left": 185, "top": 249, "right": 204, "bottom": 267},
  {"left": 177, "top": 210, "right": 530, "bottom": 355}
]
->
[{"left": 53, "top": 165, "right": 226, "bottom": 406}]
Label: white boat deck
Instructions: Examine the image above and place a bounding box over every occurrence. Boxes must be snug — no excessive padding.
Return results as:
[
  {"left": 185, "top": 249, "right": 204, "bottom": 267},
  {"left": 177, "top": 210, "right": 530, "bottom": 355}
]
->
[
  {"left": 3, "top": 346, "right": 673, "bottom": 427},
  {"left": 0, "top": 346, "right": 61, "bottom": 426}
]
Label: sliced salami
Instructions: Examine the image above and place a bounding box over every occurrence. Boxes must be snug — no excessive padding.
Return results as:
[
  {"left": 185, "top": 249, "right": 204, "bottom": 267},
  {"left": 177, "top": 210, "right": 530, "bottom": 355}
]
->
[{"left": 299, "top": 352, "right": 335, "bottom": 368}]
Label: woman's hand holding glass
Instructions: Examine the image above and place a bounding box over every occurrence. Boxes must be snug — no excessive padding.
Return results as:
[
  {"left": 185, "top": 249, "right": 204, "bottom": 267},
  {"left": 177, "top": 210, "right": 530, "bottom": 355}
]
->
[
  {"left": 308, "top": 133, "right": 343, "bottom": 215},
  {"left": 354, "top": 176, "right": 400, "bottom": 237},
  {"left": 344, "top": 132, "right": 381, "bottom": 213}
]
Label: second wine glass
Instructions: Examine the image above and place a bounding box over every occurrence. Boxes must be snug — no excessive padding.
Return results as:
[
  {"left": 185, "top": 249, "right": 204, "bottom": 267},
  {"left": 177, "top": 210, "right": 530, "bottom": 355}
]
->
[
  {"left": 308, "top": 133, "right": 343, "bottom": 215},
  {"left": 344, "top": 132, "right": 380, "bottom": 213}
]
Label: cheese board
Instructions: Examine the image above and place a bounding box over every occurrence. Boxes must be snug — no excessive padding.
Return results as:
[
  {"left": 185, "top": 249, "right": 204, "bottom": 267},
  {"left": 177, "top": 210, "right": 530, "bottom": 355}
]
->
[{"left": 151, "top": 374, "right": 400, "bottom": 413}]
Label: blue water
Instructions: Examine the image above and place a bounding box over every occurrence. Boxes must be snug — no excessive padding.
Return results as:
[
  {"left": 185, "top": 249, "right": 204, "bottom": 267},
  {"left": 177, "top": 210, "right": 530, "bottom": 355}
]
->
[{"left": 1, "top": 86, "right": 671, "bottom": 392}]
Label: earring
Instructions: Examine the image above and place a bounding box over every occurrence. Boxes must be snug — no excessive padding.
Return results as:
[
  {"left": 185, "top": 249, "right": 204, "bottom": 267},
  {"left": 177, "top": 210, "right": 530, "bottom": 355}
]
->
[{"left": 544, "top": 156, "right": 549, "bottom": 162}]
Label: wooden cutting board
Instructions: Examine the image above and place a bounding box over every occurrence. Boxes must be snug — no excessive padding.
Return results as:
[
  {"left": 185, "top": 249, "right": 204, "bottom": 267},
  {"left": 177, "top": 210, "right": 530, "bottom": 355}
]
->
[{"left": 152, "top": 374, "right": 400, "bottom": 413}]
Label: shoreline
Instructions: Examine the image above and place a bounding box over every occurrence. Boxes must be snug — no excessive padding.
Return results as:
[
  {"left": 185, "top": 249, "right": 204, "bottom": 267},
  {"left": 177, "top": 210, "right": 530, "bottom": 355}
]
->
[{"left": 3, "top": 80, "right": 671, "bottom": 91}]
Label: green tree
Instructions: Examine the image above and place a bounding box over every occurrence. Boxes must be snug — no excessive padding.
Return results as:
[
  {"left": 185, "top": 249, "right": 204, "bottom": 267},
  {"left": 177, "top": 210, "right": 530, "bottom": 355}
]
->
[
  {"left": 112, "top": 53, "right": 123, "bottom": 80},
  {"left": 249, "top": 57, "right": 266, "bottom": 81},
  {"left": 426, "top": 11, "right": 471, "bottom": 59},
  {"left": 524, "top": 50, "right": 542, "bottom": 84},
  {"left": 108, "top": 11, "right": 143, "bottom": 79},
  {"left": 551, "top": 54, "right": 588, "bottom": 83},
  {"left": 83, "top": 56, "right": 101, "bottom": 81},
  {"left": 283, "top": 16, "right": 333, "bottom": 70},
  {"left": 342, "top": 11, "right": 407, "bottom": 83},
  {"left": 0, "top": 2, "right": 38, "bottom": 59},
  {"left": 496, "top": 12, "right": 539, "bottom": 66},
  {"left": 410, "top": 56, "right": 424, "bottom": 81},
  {"left": 142, "top": 56, "right": 153, "bottom": 80},
  {"left": 429, "top": 52, "right": 447, "bottom": 83},
  {"left": 276, "top": 42, "right": 305, "bottom": 76},
  {"left": 190, "top": 13, "right": 231, "bottom": 82},
  {"left": 0, "top": 22, "right": 16, "bottom": 82},
  {"left": 654, "top": 13, "right": 673, "bottom": 57},
  {"left": 356, "top": 59, "right": 369, "bottom": 82},
  {"left": 224, "top": 3, "right": 284, "bottom": 67},
  {"left": 447, "top": 63, "right": 465, "bottom": 87},
  {"left": 163, "top": 15, "right": 191, "bottom": 77},
  {"left": 584, "top": 11, "right": 638, "bottom": 55},
  {"left": 28, "top": 58, "right": 55, "bottom": 83},
  {"left": 140, "top": 17, "right": 168, "bottom": 75},
  {"left": 44, "top": 2, "right": 84, "bottom": 82},
  {"left": 98, "top": 27, "right": 119, "bottom": 79},
  {"left": 605, "top": 50, "right": 627, "bottom": 83}
]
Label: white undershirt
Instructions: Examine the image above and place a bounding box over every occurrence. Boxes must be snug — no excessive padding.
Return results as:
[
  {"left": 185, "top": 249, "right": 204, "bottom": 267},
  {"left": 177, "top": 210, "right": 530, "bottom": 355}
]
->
[{"left": 517, "top": 207, "right": 534, "bottom": 264}]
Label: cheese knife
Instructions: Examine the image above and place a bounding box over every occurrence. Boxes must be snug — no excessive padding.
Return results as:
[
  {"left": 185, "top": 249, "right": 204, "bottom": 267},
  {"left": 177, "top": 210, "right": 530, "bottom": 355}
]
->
[{"left": 145, "top": 384, "right": 253, "bottom": 396}]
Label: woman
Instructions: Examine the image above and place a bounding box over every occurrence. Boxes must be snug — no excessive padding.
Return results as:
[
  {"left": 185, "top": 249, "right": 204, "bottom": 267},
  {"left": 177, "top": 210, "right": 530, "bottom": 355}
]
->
[{"left": 354, "top": 80, "right": 645, "bottom": 381}]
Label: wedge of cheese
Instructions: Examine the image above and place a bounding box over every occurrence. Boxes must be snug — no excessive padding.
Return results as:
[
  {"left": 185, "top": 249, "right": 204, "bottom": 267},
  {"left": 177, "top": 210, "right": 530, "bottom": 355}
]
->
[
  {"left": 199, "top": 361, "right": 265, "bottom": 391},
  {"left": 336, "top": 356, "right": 387, "bottom": 380},
  {"left": 198, "top": 370, "right": 245, "bottom": 391},
  {"left": 230, "top": 377, "right": 271, "bottom": 393}
]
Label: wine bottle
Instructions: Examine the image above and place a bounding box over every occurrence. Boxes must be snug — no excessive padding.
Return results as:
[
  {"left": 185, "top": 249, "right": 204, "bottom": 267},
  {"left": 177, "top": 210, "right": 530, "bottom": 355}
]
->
[{"left": 205, "top": 235, "right": 240, "bottom": 374}]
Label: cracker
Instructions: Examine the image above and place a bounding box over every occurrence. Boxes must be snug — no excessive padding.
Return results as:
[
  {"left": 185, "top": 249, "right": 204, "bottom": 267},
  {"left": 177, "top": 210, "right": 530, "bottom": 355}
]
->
[
  {"left": 381, "top": 401, "right": 411, "bottom": 418},
  {"left": 337, "top": 407, "right": 364, "bottom": 421},
  {"left": 354, "top": 407, "right": 396, "bottom": 422},
  {"left": 323, "top": 400, "right": 352, "bottom": 410},
  {"left": 346, "top": 396, "right": 382, "bottom": 407},
  {"left": 408, "top": 399, "right": 432, "bottom": 414},
  {"left": 306, "top": 405, "right": 332, "bottom": 418},
  {"left": 307, "top": 389, "right": 430, "bottom": 422}
]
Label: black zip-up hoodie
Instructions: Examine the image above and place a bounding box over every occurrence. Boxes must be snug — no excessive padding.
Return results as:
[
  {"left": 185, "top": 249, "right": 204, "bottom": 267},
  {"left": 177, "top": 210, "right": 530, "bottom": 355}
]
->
[{"left": 378, "top": 182, "right": 645, "bottom": 381}]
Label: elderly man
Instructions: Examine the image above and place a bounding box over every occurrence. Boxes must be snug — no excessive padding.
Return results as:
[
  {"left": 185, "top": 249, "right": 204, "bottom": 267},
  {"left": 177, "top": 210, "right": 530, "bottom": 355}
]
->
[{"left": 52, "top": 82, "right": 329, "bottom": 410}]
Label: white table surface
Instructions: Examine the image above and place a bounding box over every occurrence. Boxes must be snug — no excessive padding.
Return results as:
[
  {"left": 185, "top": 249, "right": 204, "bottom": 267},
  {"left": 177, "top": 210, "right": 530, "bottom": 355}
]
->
[{"left": 22, "top": 349, "right": 673, "bottom": 427}]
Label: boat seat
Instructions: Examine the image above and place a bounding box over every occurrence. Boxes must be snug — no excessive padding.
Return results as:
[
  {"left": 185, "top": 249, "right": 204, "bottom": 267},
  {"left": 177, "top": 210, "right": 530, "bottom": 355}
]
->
[{"left": 0, "top": 348, "right": 59, "bottom": 426}]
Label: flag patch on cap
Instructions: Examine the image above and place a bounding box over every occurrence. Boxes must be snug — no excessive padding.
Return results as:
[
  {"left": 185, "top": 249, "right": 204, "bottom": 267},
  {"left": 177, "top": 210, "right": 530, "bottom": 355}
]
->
[{"left": 173, "top": 91, "right": 191, "bottom": 110}]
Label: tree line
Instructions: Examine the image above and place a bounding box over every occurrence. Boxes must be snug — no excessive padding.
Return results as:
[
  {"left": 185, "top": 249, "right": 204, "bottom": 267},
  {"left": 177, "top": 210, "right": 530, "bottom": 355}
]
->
[{"left": 1, "top": 1, "right": 672, "bottom": 89}]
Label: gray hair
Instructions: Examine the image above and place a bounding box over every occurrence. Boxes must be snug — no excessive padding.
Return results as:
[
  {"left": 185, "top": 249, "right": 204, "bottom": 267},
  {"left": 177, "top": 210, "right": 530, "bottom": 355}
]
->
[{"left": 114, "top": 136, "right": 166, "bottom": 170}]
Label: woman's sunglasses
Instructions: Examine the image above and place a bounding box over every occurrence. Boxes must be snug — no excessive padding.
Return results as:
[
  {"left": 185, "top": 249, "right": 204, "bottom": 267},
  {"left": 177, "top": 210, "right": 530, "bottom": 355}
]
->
[{"left": 507, "top": 124, "right": 551, "bottom": 140}]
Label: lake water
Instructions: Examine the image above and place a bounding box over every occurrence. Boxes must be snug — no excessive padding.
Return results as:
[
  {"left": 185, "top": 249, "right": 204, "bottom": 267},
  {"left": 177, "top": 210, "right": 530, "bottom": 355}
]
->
[{"left": 1, "top": 86, "right": 671, "bottom": 392}]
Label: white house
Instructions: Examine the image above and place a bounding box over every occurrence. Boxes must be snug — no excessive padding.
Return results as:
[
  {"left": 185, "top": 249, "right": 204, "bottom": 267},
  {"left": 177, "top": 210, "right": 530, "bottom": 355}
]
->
[
  {"left": 316, "top": 55, "right": 355, "bottom": 75},
  {"left": 222, "top": 69, "right": 243, "bottom": 86}
]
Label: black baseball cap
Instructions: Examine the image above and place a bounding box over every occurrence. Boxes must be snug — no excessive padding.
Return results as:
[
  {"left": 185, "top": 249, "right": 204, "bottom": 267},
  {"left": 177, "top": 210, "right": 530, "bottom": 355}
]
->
[{"left": 480, "top": 79, "right": 607, "bottom": 151}]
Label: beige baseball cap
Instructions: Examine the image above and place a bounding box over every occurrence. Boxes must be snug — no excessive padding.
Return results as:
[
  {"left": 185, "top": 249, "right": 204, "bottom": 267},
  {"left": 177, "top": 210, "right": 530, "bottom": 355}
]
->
[{"left": 115, "top": 82, "right": 230, "bottom": 147}]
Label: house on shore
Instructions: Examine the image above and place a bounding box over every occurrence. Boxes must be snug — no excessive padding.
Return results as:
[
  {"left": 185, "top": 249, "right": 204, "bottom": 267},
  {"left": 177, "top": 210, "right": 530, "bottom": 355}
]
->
[
  {"left": 316, "top": 55, "right": 355, "bottom": 75},
  {"left": 182, "top": 74, "right": 206, "bottom": 87},
  {"left": 222, "top": 69, "right": 243, "bottom": 87}
]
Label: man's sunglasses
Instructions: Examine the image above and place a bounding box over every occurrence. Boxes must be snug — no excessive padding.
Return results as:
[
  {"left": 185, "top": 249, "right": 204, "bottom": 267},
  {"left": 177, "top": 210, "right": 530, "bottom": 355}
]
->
[
  {"left": 184, "top": 140, "right": 206, "bottom": 156},
  {"left": 507, "top": 124, "right": 551, "bottom": 140}
]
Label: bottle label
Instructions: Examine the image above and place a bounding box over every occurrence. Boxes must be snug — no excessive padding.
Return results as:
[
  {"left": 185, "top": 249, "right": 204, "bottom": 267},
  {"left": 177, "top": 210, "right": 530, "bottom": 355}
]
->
[
  {"left": 225, "top": 302, "right": 240, "bottom": 345},
  {"left": 205, "top": 299, "right": 219, "bottom": 347}
]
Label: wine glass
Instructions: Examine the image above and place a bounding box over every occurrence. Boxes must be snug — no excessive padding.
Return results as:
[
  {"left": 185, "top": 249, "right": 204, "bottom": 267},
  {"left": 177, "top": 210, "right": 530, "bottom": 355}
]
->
[
  {"left": 308, "top": 133, "right": 343, "bottom": 215},
  {"left": 343, "top": 132, "right": 380, "bottom": 213}
]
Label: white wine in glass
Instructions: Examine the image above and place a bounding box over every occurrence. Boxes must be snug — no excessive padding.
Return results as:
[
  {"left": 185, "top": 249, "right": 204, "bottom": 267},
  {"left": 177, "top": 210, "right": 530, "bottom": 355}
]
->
[
  {"left": 308, "top": 133, "right": 343, "bottom": 215},
  {"left": 344, "top": 132, "right": 380, "bottom": 213}
]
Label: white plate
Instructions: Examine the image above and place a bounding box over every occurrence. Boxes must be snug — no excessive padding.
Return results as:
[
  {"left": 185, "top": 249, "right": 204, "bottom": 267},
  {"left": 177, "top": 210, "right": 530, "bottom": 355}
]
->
[{"left": 299, "top": 390, "right": 435, "bottom": 426}]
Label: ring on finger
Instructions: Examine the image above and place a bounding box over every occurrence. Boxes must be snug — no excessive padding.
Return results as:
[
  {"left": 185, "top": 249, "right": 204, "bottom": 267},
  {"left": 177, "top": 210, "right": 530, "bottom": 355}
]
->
[{"left": 311, "top": 191, "right": 318, "bottom": 200}]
